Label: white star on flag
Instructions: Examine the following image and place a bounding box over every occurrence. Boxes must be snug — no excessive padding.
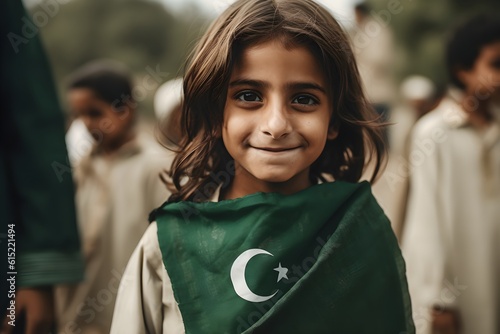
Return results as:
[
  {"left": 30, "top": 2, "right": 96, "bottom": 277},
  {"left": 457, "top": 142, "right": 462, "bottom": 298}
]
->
[{"left": 273, "top": 262, "right": 288, "bottom": 282}]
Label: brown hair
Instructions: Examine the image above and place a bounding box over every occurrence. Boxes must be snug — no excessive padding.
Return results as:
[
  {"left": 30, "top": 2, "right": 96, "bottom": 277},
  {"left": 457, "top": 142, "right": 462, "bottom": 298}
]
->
[{"left": 168, "top": 0, "right": 386, "bottom": 202}]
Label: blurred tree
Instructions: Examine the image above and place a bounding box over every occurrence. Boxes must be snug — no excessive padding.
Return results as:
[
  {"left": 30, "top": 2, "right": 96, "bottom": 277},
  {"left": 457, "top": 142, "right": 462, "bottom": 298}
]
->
[
  {"left": 26, "top": 0, "right": 209, "bottom": 117},
  {"left": 367, "top": 0, "right": 500, "bottom": 88}
]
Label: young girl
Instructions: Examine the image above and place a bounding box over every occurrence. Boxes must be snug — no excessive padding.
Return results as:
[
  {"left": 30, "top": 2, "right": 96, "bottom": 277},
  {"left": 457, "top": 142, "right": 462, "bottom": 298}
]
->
[{"left": 111, "top": 0, "right": 414, "bottom": 333}]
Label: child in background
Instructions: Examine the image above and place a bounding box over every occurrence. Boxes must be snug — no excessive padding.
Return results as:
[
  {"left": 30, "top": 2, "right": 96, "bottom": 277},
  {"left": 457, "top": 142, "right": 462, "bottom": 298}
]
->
[
  {"left": 402, "top": 14, "right": 500, "bottom": 334},
  {"left": 111, "top": 1, "right": 415, "bottom": 333},
  {"left": 55, "top": 61, "right": 171, "bottom": 334}
]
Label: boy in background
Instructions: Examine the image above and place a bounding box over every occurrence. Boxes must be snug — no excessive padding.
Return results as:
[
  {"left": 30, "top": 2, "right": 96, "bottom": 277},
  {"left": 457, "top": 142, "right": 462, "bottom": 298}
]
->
[
  {"left": 402, "top": 14, "right": 500, "bottom": 334},
  {"left": 55, "top": 61, "right": 171, "bottom": 334}
]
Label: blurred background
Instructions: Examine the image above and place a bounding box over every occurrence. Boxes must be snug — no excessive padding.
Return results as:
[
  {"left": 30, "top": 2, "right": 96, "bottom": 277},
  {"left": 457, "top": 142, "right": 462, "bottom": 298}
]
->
[
  {"left": 21, "top": 0, "right": 500, "bottom": 118},
  {"left": 19, "top": 0, "right": 500, "bottom": 231}
]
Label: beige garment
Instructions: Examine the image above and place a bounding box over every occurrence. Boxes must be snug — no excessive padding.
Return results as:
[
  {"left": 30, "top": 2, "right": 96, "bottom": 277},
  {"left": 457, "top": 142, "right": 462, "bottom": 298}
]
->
[
  {"left": 110, "top": 222, "right": 184, "bottom": 334},
  {"left": 55, "top": 135, "right": 173, "bottom": 334},
  {"left": 402, "top": 98, "right": 500, "bottom": 334},
  {"left": 109, "top": 187, "right": 224, "bottom": 333}
]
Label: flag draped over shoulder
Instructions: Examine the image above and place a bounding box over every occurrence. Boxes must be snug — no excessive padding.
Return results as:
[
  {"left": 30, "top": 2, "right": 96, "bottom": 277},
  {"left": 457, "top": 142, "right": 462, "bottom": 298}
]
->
[{"left": 154, "top": 181, "right": 415, "bottom": 334}]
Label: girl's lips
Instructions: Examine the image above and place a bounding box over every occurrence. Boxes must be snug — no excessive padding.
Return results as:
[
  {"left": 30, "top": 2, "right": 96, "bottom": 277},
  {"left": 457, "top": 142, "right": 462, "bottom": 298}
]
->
[{"left": 252, "top": 146, "right": 300, "bottom": 152}]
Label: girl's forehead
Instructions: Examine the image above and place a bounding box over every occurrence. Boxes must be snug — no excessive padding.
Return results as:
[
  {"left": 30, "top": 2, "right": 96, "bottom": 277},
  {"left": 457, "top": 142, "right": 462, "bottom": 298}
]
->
[
  {"left": 234, "top": 37, "right": 322, "bottom": 67},
  {"left": 237, "top": 34, "right": 309, "bottom": 52},
  {"left": 235, "top": 40, "right": 313, "bottom": 65},
  {"left": 231, "top": 39, "right": 328, "bottom": 82}
]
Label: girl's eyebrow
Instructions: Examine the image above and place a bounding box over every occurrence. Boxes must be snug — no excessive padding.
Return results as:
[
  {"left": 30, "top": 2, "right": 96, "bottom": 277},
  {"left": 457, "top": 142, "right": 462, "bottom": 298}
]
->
[
  {"left": 286, "top": 82, "right": 326, "bottom": 94},
  {"left": 229, "top": 79, "right": 326, "bottom": 93},
  {"left": 229, "top": 79, "right": 268, "bottom": 89}
]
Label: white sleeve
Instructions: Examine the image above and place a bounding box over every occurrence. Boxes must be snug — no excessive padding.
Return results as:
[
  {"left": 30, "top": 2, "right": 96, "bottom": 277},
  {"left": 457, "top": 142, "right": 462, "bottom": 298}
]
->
[
  {"left": 401, "top": 121, "right": 448, "bottom": 334},
  {"left": 110, "top": 222, "right": 185, "bottom": 334}
]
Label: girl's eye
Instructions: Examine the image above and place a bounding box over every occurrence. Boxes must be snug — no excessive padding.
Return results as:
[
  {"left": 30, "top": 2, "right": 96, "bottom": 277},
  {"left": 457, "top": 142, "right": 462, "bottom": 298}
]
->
[
  {"left": 292, "top": 95, "right": 318, "bottom": 106},
  {"left": 236, "top": 91, "right": 262, "bottom": 102}
]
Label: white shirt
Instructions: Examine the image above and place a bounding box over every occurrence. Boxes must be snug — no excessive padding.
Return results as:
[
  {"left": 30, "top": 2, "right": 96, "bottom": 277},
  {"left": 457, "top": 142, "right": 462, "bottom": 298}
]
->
[{"left": 402, "top": 98, "right": 500, "bottom": 334}]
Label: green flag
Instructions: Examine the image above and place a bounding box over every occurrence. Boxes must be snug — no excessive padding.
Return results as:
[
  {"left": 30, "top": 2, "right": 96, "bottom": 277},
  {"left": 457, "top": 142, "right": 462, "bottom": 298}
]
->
[{"left": 155, "top": 181, "right": 415, "bottom": 333}]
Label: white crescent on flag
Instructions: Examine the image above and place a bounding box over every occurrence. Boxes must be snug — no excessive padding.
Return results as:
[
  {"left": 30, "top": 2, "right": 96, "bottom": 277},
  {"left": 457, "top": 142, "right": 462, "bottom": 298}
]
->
[{"left": 230, "top": 248, "right": 288, "bottom": 303}]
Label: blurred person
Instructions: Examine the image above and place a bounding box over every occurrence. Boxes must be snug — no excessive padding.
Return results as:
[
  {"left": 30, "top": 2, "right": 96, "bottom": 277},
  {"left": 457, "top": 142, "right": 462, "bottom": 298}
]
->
[
  {"left": 351, "top": 1, "right": 396, "bottom": 145},
  {"left": 1, "top": 1, "right": 84, "bottom": 333},
  {"left": 391, "top": 75, "right": 443, "bottom": 238},
  {"left": 390, "top": 75, "right": 443, "bottom": 157},
  {"left": 54, "top": 61, "right": 171, "bottom": 334},
  {"left": 371, "top": 76, "right": 443, "bottom": 241},
  {"left": 402, "top": 14, "right": 500, "bottom": 334}
]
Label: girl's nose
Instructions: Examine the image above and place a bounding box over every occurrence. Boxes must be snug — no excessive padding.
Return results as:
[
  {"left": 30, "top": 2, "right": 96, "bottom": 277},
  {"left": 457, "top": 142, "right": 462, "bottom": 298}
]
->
[{"left": 260, "top": 101, "right": 292, "bottom": 139}]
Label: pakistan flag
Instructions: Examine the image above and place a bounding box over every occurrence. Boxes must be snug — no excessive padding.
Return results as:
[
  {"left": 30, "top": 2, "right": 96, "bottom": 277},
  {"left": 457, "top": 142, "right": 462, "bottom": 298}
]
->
[{"left": 154, "top": 181, "right": 415, "bottom": 333}]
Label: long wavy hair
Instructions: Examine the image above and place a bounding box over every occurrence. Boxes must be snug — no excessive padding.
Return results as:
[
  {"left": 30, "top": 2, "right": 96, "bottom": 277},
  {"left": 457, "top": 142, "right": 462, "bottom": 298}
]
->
[{"left": 167, "top": 0, "right": 386, "bottom": 202}]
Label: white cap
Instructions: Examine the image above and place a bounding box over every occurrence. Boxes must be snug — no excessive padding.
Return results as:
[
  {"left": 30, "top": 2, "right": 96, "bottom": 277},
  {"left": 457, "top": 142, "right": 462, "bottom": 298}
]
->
[
  {"left": 65, "top": 118, "right": 94, "bottom": 166},
  {"left": 400, "top": 75, "right": 436, "bottom": 101},
  {"left": 153, "top": 77, "right": 183, "bottom": 121}
]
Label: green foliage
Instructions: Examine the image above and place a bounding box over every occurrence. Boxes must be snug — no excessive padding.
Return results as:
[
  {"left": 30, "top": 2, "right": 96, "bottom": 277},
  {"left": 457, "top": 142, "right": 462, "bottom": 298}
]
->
[
  {"left": 367, "top": 0, "right": 500, "bottom": 87},
  {"left": 29, "top": 0, "right": 209, "bottom": 117}
]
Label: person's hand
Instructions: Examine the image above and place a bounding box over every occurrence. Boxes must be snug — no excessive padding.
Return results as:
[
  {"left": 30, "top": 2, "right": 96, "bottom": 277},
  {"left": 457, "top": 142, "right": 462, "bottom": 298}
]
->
[
  {"left": 1, "top": 287, "right": 54, "bottom": 334},
  {"left": 431, "top": 306, "right": 461, "bottom": 334}
]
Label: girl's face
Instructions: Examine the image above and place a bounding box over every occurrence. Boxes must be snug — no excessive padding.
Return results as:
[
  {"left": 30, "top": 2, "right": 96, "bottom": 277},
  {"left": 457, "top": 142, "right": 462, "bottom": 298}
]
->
[{"left": 222, "top": 40, "right": 337, "bottom": 199}]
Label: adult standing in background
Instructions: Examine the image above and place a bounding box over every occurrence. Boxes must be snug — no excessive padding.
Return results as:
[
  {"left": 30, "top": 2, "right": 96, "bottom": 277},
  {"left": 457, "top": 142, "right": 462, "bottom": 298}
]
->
[{"left": 1, "top": 0, "right": 84, "bottom": 333}]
